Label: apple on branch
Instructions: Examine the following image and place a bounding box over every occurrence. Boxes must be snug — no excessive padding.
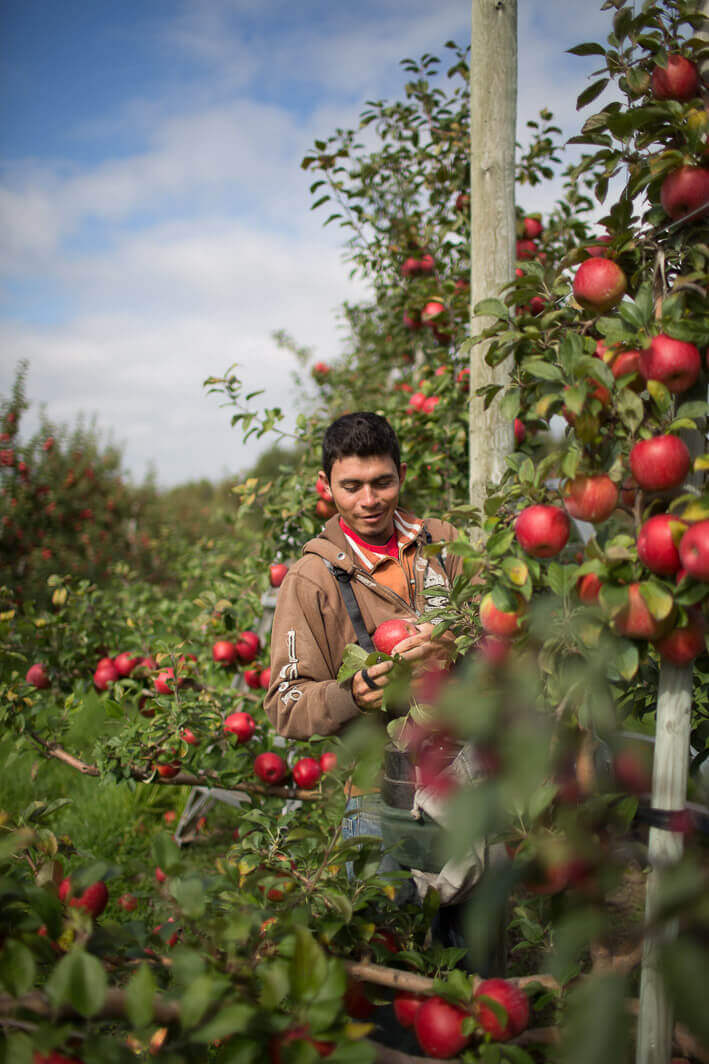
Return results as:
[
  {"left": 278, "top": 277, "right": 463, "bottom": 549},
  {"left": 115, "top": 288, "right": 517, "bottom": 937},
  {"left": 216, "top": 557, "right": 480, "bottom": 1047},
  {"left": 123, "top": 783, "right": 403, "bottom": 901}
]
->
[
  {"left": 629, "top": 435, "right": 691, "bottom": 492},
  {"left": 638, "top": 333, "right": 701, "bottom": 393},
  {"left": 563, "top": 474, "right": 618, "bottom": 524},
  {"left": 651, "top": 54, "right": 700, "bottom": 101},
  {"left": 515, "top": 504, "right": 570, "bottom": 558},
  {"left": 572, "top": 257, "right": 627, "bottom": 313},
  {"left": 660, "top": 166, "right": 709, "bottom": 222}
]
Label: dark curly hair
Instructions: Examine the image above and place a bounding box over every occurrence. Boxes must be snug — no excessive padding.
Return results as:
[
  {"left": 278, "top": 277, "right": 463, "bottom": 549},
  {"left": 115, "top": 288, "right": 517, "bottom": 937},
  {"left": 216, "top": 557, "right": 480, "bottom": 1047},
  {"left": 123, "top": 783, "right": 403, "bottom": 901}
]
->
[{"left": 322, "top": 412, "right": 401, "bottom": 480}]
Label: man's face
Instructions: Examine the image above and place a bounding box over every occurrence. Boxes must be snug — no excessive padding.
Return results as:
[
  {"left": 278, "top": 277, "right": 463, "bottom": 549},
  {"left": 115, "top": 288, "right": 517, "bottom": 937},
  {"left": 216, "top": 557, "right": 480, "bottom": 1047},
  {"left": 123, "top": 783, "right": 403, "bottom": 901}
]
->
[{"left": 323, "top": 454, "right": 406, "bottom": 544}]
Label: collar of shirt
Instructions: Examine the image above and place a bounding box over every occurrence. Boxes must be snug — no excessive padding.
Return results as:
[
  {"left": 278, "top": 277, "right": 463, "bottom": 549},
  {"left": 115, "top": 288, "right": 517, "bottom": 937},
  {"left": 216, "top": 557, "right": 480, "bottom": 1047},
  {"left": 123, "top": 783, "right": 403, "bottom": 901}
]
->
[{"left": 339, "top": 519, "right": 399, "bottom": 559}]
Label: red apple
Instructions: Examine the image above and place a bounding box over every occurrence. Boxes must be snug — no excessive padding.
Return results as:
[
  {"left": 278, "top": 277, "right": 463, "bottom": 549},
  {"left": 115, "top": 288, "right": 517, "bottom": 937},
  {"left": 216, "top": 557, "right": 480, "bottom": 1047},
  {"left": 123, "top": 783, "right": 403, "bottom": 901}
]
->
[
  {"left": 320, "top": 751, "right": 337, "bottom": 773},
  {"left": 117, "top": 893, "right": 138, "bottom": 912},
  {"left": 515, "top": 504, "right": 570, "bottom": 558},
  {"left": 408, "top": 391, "right": 427, "bottom": 412},
  {"left": 155, "top": 866, "right": 167, "bottom": 884},
  {"left": 456, "top": 367, "right": 470, "bottom": 391},
  {"left": 254, "top": 752, "right": 288, "bottom": 784},
  {"left": 637, "top": 514, "right": 687, "bottom": 575},
  {"left": 660, "top": 166, "right": 709, "bottom": 221},
  {"left": 679, "top": 519, "right": 709, "bottom": 581},
  {"left": 212, "top": 640, "right": 238, "bottom": 666},
  {"left": 312, "top": 361, "right": 330, "bottom": 376},
  {"left": 400, "top": 256, "right": 421, "bottom": 278},
  {"left": 70, "top": 881, "right": 108, "bottom": 918},
  {"left": 269, "top": 563, "right": 288, "bottom": 587},
  {"left": 652, "top": 55, "right": 700, "bottom": 101},
  {"left": 422, "top": 395, "right": 440, "bottom": 413},
  {"left": 612, "top": 583, "right": 670, "bottom": 640},
  {"left": 114, "top": 651, "right": 140, "bottom": 677},
  {"left": 477, "top": 635, "right": 511, "bottom": 666},
  {"left": 394, "top": 992, "right": 425, "bottom": 1028},
  {"left": 522, "top": 216, "right": 543, "bottom": 239},
  {"left": 26, "top": 663, "right": 50, "bottom": 688},
  {"left": 155, "top": 759, "right": 181, "bottom": 779},
  {"left": 638, "top": 333, "right": 701, "bottom": 393},
  {"left": 516, "top": 239, "right": 537, "bottom": 260},
  {"left": 514, "top": 418, "right": 526, "bottom": 445},
  {"left": 420, "top": 299, "right": 445, "bottom": 324},
  {"left": 403, "top": 309, "right": 422, "bottom": 330},
  {"left": 419, "top": 253, "right": 435, "bottom": 274},
  {"left": 243, "top": 668, "right": 261, "bottom": 689},
  {"left": 474, "top": 978, "right": 530, "bottom": 1041},
  {"left": 455, "top": 191, "right": 470, "bottom": 211},
  {"left": 223, "top": 711, "right": 256, "bottom": 743},
  {"left": 344, "top": 977, "right": 375, "bottom": 1019},
  {"left": 372, "top": 618, "right": 418, "bottom": 654},
  {"left": 94, "top": 661, "right": 119, "bottom": 691},
  {"left": 629, "top": 435, "right": 691, "bottom": 492},
  {"left": 316, "top": 498, "right": 337, "bottom": 519},
  {"left": 479, "top": 592, "right": 524, "bottom": 637},
  {"left": 611, "top": 348, "right": 642, "bottom": 388},
  {"left": 563, "top": 474, "right": 619, "bottom": 524},
  {"left": 259, "top": 667, "right": 271, "bottom": 688},
  {"left": 613, "top": 748, "right": 652, "bottom": 794},
  {"left": 654, "top": 611, "right": 706, "bottom": 665},
  {"left": 577, "top": 572, "right": 603, "bottom": 604},
  {"left": 154, "top": 667, "right": 179, "bottom": 695},
  {"left": 414, "top": 996, "right": 471, "bottom": 1058},
  {"left": 573, "top": 257, "right": 627, "bottom": 313},
  {"left": 269, "top": 1026, "right": 334, "bottom": 1063},
  {"left": 586, "top": 234, "right": 612, "bottom": 257},
  {"left": 292, "top": 757, "right": 322, "bottom": 789}
]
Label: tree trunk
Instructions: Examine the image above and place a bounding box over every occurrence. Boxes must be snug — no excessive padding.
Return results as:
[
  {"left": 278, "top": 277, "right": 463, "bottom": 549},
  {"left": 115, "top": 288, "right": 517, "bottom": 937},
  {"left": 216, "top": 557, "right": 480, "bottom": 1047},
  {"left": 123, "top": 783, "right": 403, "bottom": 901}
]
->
[{"left": 468, "top": 0, "right": 517, "bottom": 514}]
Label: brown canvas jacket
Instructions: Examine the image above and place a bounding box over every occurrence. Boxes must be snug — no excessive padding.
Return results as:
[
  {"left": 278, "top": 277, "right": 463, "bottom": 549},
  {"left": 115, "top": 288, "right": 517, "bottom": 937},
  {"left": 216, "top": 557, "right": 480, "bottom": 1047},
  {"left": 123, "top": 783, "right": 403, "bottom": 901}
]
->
[{"left": 264, "top": 510, "right": 461, "bottom": 739}]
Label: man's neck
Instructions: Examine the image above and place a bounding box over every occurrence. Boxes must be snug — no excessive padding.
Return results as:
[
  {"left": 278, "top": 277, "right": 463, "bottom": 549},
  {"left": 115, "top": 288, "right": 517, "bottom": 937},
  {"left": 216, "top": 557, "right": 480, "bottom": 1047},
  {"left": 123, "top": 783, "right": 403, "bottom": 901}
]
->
[{"left": 339, "top": 517, "right": 397, "bottom": 548}]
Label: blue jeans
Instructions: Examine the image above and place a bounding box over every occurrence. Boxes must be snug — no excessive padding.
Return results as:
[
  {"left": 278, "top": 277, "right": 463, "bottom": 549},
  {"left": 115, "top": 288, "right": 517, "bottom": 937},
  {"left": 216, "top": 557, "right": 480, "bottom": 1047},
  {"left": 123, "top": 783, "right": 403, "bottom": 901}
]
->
[{"left": 341, "top": 794, "right": 410, "bottom": 880}]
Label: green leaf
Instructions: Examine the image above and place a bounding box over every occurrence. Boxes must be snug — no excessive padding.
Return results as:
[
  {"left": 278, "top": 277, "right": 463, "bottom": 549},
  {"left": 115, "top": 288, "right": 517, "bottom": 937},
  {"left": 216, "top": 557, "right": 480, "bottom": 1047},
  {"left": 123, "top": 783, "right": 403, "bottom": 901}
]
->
[
  {"left": 290, "top": 926, "right": 329, "bottom": 1001},
  {"left": 558, "top": 972, "right": 629, "bottom": 1064},
  {"left": 486, "top": 529, "right": 516, "bottom": 559},
  {"left": 567, "top": 42, "right": 606, "bottom": 56},
  {"left": 45, "top": 949, "right": 107, "bottom": 1017},
  {"left": 660, "top": 938, "right": 709, "bottom": 1047},
  {"left": 3, "top": 1032, "right": 33, "bottom": 1064},
  {"left": 194, "top": 1004, "right": 257, "bottom": 1043},
  {"left": 152, "top": 833, "right": 181, "bottom": 874},
  {"left": 529, "top": 782, "right": 558, "bottom": 820},
  {"left": 326, "top": 890, "right": 353, "bottom": 922},
  {"left": 617, "top": 300, "right": 648, "bottom": 330},
  {"left": 639, "top": 581, "right": 674, "bottom": 621},
  {"left": 676, "top": 400, "right": 709, "bottom": 420},
  {"left": 259, "top": 960, "right": 290, "bottom": 1009},
  {"left": 473, "top": 298, "right": 508, "bottom": 320},
  {"left": 616, "top": 390, "right": 644, "bottom": 434},
  {"left": 612, "top": 639, "right": 639, "bottom": 681},
  {"left": 523, "top": 360, "right": 563, "bottom": 382},
  {"left": 180, "top": 973, "right": 216, "bottom": 1030},
  {"left": 577, "top": 79, "right": 610, "bottom": 109},
  {"left": 647, "top": 380, "right": 672, "bottom": 415},
  {"left": 125, "top": 962, "right": 155, "bottom": 1029},
  {"left": 170, "top": 876, "right": 206, "bottom": 919},
  {"left": 499, "top": 389, "right": 521, "bottom": 421},
  {"left": 337, "top": 643, "right": 369, "bottom": 683},
  {"left": 0, "top": 940, "right": 35, "bottom": 996}
]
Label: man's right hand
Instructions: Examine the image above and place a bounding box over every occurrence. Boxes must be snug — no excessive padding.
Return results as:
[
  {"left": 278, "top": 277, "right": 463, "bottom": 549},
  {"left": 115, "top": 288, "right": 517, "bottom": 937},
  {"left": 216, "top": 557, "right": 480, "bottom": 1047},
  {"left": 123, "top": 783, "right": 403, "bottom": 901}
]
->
[{"left": 352, "top": 658, "right": 395, "bottom": 710}]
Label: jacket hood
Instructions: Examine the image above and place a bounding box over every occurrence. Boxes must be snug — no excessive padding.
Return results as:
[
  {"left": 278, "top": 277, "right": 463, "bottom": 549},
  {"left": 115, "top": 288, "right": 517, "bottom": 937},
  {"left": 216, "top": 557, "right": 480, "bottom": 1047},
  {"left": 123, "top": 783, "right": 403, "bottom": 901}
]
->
[{"left": 301, "top": 516, "right": 357, "bottom": 574}]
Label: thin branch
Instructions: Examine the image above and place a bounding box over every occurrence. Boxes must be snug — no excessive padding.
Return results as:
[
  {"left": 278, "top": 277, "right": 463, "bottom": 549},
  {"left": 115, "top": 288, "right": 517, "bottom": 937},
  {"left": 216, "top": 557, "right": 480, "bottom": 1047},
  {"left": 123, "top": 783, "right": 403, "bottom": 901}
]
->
[{"left": 27, "top": 731, "right": 323, "bottom": 801}]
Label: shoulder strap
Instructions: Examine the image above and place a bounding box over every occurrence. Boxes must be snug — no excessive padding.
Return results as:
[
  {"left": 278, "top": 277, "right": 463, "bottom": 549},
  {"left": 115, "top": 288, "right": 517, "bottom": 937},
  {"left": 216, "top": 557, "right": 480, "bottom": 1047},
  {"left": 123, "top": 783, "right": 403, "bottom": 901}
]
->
[{"left": 322, "top": 560, "right": 375, "bottom": 653}]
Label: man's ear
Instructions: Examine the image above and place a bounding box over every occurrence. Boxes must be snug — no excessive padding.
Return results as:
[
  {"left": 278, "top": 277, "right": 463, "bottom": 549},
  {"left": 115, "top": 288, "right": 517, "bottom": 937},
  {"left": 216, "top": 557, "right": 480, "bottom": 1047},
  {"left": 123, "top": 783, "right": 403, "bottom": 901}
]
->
[
  {"left": 398, "top": 462, "right": 407, "bottom": 488},
  {"left": 317, "top": 470, "right": 333, "bottom": 500}
]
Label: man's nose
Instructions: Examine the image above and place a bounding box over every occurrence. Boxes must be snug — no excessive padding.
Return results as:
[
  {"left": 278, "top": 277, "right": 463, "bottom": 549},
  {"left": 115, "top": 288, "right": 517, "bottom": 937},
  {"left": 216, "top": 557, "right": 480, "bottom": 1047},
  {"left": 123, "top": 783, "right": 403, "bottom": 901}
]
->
[{"left": 361, "top": 485, "right": 377, "bottom": 506}]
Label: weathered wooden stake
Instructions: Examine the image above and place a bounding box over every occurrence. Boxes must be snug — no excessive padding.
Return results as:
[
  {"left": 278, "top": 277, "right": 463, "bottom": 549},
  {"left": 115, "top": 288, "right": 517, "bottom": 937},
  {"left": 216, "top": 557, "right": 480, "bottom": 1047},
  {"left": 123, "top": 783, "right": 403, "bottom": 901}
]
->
[{"left": 468, "top": 0, "right": 517, "bottom": 514}]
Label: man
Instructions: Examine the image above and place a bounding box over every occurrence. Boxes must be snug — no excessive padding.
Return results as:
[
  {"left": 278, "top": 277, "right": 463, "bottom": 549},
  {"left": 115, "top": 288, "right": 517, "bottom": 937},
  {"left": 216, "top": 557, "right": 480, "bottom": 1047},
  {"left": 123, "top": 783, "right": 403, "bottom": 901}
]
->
[{"left": 264, "top": 411, "right": 461, "bottom": 740}]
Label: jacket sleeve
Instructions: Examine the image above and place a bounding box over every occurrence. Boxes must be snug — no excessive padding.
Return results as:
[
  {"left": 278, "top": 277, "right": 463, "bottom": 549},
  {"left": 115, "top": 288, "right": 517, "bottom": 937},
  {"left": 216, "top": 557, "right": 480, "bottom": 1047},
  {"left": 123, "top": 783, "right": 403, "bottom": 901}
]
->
[{"left": 264, "top": 569, "right": 363, "bottom": 740}]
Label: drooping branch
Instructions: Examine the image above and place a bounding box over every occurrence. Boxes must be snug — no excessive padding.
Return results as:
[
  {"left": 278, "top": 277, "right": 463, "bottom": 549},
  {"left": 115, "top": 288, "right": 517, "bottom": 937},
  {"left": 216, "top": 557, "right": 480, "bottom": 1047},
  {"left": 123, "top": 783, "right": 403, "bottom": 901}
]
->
[{"left": 26, "top": 730, "right": 324, "bottom": 801}]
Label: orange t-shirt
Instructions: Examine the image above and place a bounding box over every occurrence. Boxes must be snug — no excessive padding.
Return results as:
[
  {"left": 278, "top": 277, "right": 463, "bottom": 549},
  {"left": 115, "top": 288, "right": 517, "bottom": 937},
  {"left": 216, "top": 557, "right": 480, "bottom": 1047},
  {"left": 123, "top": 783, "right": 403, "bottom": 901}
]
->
[{"left": 339, "top": 509, "right": 423, "bottom": 608}]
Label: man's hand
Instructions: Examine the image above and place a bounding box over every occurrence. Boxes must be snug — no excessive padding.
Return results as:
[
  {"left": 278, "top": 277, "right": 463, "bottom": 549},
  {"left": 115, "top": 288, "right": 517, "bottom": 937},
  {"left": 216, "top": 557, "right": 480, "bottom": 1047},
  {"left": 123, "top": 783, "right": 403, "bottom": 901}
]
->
[
  {"left": 388, "top": 622, "right": 455, "bottom": 673},
  {"left": 352, "top": 658, "right": 394, "bottom": 710},
  {"left": 352, "top": 623, "right": 454, "bottom": 709}
]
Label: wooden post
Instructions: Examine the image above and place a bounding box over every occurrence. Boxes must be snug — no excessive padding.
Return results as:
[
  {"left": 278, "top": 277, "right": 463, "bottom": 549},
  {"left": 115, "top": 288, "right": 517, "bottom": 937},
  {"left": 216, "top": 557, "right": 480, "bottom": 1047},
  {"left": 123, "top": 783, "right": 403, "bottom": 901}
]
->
[
  {"left": 468, "top": 0, "right": 517, "bottom": 513},
  {"left": 636, "top": 11, "right": 708, "bottom": 1059}
]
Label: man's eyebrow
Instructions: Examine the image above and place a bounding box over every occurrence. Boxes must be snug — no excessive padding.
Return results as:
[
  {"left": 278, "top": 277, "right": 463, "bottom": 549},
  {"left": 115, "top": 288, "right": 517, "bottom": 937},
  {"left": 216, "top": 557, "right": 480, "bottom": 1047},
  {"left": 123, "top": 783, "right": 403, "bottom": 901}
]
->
[{"left": 339, "top": 475, "right": 396, "bottom": 486}]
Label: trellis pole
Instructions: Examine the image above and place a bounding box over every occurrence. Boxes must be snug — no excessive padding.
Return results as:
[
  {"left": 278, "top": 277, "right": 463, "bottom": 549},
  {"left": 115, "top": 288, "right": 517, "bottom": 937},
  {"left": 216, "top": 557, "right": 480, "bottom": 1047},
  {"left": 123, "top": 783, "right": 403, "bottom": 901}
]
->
[
  {"left": 636, "top": 8, "right": 709, "bottom": 1058},
  {"left": 468, "top": 0, "right": 517, "bottom": 514}
]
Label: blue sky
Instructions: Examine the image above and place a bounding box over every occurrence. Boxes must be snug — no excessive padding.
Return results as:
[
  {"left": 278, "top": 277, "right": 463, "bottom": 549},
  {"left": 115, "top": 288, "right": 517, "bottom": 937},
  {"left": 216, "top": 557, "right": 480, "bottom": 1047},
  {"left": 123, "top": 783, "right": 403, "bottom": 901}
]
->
[{"left": 0, "top": 0, "right": 612, "bottom": 486}]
